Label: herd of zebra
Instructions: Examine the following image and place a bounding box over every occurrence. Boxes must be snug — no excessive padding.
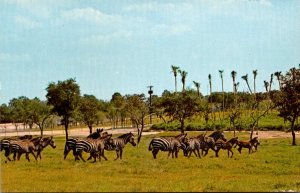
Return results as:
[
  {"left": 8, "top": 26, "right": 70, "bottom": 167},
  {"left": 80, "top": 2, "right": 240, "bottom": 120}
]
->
[
  {"left": 0, "top": 128, "right": 260, "bottom": 163},
  {"left": 149, "top": 130, "right": 260, "bottom": 159}
]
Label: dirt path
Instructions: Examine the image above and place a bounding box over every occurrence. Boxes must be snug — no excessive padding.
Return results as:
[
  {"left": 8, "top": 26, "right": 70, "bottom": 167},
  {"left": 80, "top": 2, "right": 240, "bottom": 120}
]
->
[{"left": 0, "top": 123, "right": 299, "bottom": 139}]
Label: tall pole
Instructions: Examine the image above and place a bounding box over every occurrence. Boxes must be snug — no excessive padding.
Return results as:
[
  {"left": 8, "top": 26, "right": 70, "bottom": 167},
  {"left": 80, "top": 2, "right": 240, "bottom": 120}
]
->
[{"left": 147, "top": 86, "right": 153, "bottom": 124}]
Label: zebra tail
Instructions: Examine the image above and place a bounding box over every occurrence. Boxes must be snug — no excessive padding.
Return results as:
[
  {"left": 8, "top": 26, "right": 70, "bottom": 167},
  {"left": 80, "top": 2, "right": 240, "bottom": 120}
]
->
[{"left": 148, "top": 140, "right": 153, "bottom": 151}]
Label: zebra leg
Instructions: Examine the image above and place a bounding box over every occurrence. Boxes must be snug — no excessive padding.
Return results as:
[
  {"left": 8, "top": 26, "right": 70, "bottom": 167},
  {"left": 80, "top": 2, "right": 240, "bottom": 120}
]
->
[
  {"left": 100, "top": 150, "right": 108, "bottom": 161},
  {"left": 230, "top": 149, "right": 233, "bottom": 158},
  {"left": 196, "top": 149, "right": 201, "bottom": 158},
  {"left": 25, "top": 153, "right": 30, "bottom": 162},
  {"left": 87, "top": 154, "right": 93, "bottom": 161},
  {"left": 31, "top": 151, "right": 37, "bottom": 161},
  {"left": 238, "top": 146, "right": 242, "bottom": 154},
  {"left": 114, "top": 150, "right": 120, "bottom": 161},
  {"left": 215, "top": 149, "right": 220, "bottom": 157},
  {"left": 152, "top": 149, "right": 158, "bottom": 159},
  {"left": 175, "top": 149, "right": 178, "bottom": 158},
  {"left": 78, "top": 152, "right": 86, "bottom": 162},
  {"left": 13, "top": 152, "right": 17, "bottom": 161},
  {"left": 120, "top": 149, "right": 123, "bottom": 160}
]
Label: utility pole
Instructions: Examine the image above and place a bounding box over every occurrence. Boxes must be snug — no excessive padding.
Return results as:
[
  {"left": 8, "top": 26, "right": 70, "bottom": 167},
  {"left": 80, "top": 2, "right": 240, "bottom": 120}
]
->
[{"left": 147, "top": 85, "right": 153, "bottom": 124}]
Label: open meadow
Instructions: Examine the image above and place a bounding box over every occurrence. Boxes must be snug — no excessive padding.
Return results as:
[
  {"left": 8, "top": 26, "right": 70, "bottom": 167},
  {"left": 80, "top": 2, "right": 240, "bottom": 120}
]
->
[{"left": 1, "top": 131, "right": 300, "bottom": 192}]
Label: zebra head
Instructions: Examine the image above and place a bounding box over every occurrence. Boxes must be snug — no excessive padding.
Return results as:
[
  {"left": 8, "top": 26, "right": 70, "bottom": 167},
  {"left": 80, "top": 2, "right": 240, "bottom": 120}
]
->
[
  {"left": 128, "top": 132, "right": 136, "bottom": 147},
  {"left": 48, "top": 136, "right": 56, "bottom": 149}
]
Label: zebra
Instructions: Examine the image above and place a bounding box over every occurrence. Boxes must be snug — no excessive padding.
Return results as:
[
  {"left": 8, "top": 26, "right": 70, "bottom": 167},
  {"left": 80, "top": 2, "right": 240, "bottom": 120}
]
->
[
  {"left": 36, "top": 136, "right": 56, "bottom": 160},
  {"left": 1, "top": 135, "right": 38, "bottom": 163},
  {"left": 103, "top": 132, "right": 136, "bottom": 161},
  {"left": 74, "top": 134, "right": 113, "bottom": 162},
  {"left": 182, "top": 137, "right": 202, "bottom": 158},
  {"left": 201, "top": 131, "right": 227, "bottom": 156},
  {"left": 214, "top": 137, "right": 239, "bottom": 158},
  {"left": 234, "top": 137, "right": 260, "bottom": 154},
  {"left": 9, "top": 136, "right": 42, "bottom": 162},
  {"left": 148, "top": 133, "right": 187, "bottom": 159},
  {"left": 63, "top": 128, "right": 104, "bottom": 160}
]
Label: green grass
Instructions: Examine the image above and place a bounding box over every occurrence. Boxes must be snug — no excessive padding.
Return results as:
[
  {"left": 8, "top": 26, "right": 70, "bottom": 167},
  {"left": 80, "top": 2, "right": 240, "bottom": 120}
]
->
[{"left": 1, "top": 132, "right": 300, "bottom": 192}]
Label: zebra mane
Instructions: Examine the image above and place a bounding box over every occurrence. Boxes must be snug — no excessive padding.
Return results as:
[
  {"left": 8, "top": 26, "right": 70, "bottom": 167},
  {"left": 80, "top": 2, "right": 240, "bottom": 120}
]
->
[
  {"left": 117, "top": 132, "right": 132, "bottom": 139},
  {"left": 87, "top": 128, "right": 103, "bottom": 139}
]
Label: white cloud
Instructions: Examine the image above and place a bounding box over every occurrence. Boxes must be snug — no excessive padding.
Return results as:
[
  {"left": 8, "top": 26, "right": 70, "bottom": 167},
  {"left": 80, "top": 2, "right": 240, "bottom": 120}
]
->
[
  {"left": 151, "top": 24, "right": 192, "bottom": 36},
  {"left": 62, "top": 8, "right": 121, "bottom": 25},
  {"left": 124, "top": 2, "right": 193, "bottom": 13},
  {"left": 15, "top": 16, "right": 41, "bottom": 29},
  {"left": 79, "top": 30, "right": 132, "bottom": 45}
]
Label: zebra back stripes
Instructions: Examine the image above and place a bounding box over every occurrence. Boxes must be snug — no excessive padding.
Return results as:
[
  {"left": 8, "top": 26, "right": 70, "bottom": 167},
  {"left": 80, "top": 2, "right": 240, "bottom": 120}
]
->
[{"left": 148, "top": 133, "right": 187, "bottom": 159}]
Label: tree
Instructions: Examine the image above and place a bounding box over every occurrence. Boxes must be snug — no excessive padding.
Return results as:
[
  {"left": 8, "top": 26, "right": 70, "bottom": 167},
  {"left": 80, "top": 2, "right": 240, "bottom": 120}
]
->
[
  {"left": 253, "top": 70, "right": 258, "bottom": 100},
  {"left": 193, "top": 81, "right": 200, "bottom": 97},
  {"left": 271, "top": 67, "right": 300, "bottom": 145},
  {"left": 28, "top": 98, "right": 51, "bottom": 136},
  {"left": 274, "top": 71, "right": 282, "bottom": 90},
  {"left": 156, "top": 91, "right": 202, "bottom": 133},
  {"left": 8, "top": 96, "right": 31, "bottom": 130},
  {"left": 171, "top": 65, "right": 180, "bottom": 92},
  {"left": 231, "top": 71, "right": 237, "bottom": 105},
  {"left": 179, "top": 70, "right": 188, "bottom": 92},
  {"left": 124, "top": 94, "right": 149, "bottom": 144},
  {"left": 219, "top": 70, "right": 224, "bottom": 119},
  {"left": 78, "top": 94, "right": 101, "bottom": 134},
  {"left": 46, "top": 78, "right": 80, "bottom": 140},
  {"left": 0, "top": 104, "right": 11, "bottom": 123},
  {"left": 241, "top": 74, "right": 253, "bottom": 94}
]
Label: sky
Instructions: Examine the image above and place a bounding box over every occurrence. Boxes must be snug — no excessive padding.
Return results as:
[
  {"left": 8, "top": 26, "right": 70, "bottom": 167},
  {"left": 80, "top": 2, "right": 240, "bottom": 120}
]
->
[{"left": 0, "top": 0, "right": 299, "bottom": 104}]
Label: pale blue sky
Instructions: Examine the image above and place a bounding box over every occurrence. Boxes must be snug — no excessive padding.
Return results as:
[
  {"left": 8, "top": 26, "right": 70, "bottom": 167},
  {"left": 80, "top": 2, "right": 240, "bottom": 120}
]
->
[{"left": 0, "top": 0, "right": 299, "bottom": 104}]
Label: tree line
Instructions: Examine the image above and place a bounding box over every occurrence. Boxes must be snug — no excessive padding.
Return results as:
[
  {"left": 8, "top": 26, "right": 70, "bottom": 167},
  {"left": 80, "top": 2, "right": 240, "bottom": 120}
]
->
[{"left": 0, "top": 65, "right": 299, "bottom": 145}]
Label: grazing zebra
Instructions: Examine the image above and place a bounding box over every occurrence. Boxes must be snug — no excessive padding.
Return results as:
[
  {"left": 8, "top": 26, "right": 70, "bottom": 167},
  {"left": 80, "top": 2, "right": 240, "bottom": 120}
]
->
[
  {"left": 235, "top": 137, "right": 260, "bottom": 154},
  {"left": 9, "top": 137, "right": 42, "bottom": 162},
  {"left": 214, "top": 137, "right": 239, "bottom": 158},
  {"left": 202, "top": 131, "right": 227, "bottom": 156},
  {"left": 36, "top": 136, "right": 56, "bottom": 160},
  {"left": 63, "top": 128, "right": 104, "bottom": 159},
  {"left": 103, "top": 132, "right": 136, "bottom": 161},
  {"left": 148, "top": 133, "right": 187, "bottom": 159},
  {"left": 75, "top": 134, "right": 113, "bottom": 162}
]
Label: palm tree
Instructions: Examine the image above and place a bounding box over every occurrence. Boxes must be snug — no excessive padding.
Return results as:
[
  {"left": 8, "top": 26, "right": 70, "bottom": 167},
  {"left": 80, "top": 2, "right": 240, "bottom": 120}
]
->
[
  {"left": 269, "top": 73, "right": 273, "bottom": 91},
  {"left": 274, "top": 71, "right": 282, "bottom": 90},
  {"left": 252, "top": 70, "right": 258, "bottom": 100},
  {"left": 231, "top": 71, "right": 237, "bottom": 105},
  {"left": 171, "top": 65, "right": 180, "bottom": 92},
  {"left": 241, "top": 74, "right": 253, "bottom": 94},
  {"left": 219, "top": 70, "right": 224, "bottom": 118},
  {"left": 193, "top": 81, "right": 200, "bottom": 97},
  {"left": 179, "top": 70, "right": 188, "bottom": 92},
  {"left": 264, "top": 80, "right": 269, "bottom": 92}
]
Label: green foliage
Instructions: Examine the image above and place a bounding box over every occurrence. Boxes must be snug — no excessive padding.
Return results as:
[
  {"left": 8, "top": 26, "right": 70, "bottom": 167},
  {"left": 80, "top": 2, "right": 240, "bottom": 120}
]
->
[
  {"left": 46, "top": 78, "right": 81, "bottom": 139},
  {"left": 78, "top": 94, "right": 102, "bottom": 133}
]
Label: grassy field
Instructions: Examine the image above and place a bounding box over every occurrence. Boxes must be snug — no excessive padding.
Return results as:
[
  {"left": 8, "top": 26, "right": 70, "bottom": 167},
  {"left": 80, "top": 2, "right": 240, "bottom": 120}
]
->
[{"left": 1, "top": 131, "right": 300, "bottom": 192}]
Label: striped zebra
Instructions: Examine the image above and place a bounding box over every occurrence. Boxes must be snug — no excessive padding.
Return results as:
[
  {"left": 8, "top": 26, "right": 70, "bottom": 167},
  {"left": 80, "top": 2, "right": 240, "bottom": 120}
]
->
[
  {"left": 182, "top": 137, "right": 202, "bottom": 158},
  {"left": 36, "top": 136, "right": 56, "bottom": 160},
  {"left": 148, "top": 133, "right": 187, "bottom": 159},
  {"left": 1, "top": 135, "right": 37, "bottom": 163},
  {"left": 181, "top": 133, "right": 206, "bottom": 158},
  {"left": 103, "top": 132, "right": 136, "bottom": 161},
  {"left": 202, "top": 131, "right": 227, "bottom": 156},
  {"left": 74, "top": 134, "right": 113, "bottom": 162},
  {"left": 9, "top": 136, "right": 42, "bottom": 162},
  {"left": 214, "top": 137, "right": 239, "bottom": 158},
  {"left": 63, "top": 128, "right": 104, "bottom": 160}
]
